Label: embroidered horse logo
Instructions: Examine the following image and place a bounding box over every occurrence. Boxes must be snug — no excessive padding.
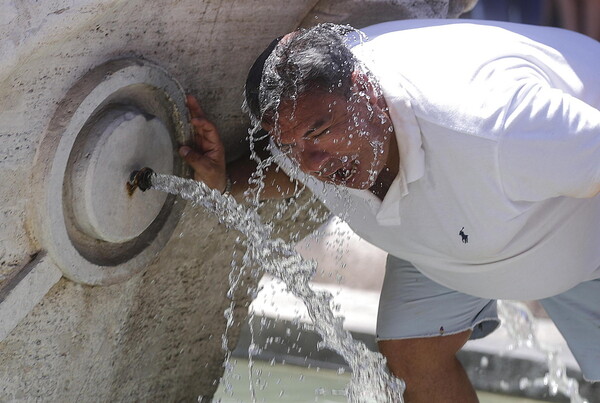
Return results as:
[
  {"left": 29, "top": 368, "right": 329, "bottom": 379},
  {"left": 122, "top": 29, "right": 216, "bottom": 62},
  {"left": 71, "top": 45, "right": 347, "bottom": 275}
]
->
[{"left": 459, "top": 227, "right": 469, "bottom": 244}]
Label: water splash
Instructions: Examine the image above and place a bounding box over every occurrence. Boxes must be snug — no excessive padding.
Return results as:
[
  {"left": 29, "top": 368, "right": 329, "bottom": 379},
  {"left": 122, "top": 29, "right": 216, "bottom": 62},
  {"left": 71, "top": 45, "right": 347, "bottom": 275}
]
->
[
  {"left": 497, "top": 301, "right": 589, "bottom": 403},
  {"left": 150, "top": 173, "right": 405, "bottom": 402}
]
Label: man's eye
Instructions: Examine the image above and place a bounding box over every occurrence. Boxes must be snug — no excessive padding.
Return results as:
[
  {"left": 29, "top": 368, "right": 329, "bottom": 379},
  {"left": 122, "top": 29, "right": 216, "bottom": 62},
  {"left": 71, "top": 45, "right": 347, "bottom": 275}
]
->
[{"left": 311, "top": 129, "right": 330, "bottom": 139}]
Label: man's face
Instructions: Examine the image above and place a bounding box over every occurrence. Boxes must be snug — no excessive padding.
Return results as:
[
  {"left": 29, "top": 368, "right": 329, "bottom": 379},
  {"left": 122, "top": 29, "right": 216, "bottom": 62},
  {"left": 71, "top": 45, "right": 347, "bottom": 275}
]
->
[{"left": 266, "top": 85, "right": 394, "bottom": 190}]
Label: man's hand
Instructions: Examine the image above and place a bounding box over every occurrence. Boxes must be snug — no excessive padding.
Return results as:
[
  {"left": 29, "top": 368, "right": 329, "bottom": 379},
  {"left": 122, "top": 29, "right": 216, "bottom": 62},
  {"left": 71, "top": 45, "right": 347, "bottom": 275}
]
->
[
  {"left": 179, "top": 94, "right": 297, "bottom": 200},
  {"left": 179, "top": 95, "right": 228, "bottom": 193}
]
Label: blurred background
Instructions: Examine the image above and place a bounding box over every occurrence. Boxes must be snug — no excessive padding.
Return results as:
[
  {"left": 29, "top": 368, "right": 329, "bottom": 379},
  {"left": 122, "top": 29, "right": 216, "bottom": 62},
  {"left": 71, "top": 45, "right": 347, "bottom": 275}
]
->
[{"left": 463, "top": 0, "right": 600, "bottom": 41}]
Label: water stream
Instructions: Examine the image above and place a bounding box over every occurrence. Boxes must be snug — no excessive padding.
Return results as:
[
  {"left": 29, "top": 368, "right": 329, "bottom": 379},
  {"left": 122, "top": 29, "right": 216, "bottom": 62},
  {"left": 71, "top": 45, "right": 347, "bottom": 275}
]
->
[
  {"left": 149, "top": 172, "right": 591, "bottom": 403},
  {"left": 497, "top": 301, "right": 589, "bottom": 403},
  {"left": 149, "top": 173, "right": 405, "bottom": 402}
]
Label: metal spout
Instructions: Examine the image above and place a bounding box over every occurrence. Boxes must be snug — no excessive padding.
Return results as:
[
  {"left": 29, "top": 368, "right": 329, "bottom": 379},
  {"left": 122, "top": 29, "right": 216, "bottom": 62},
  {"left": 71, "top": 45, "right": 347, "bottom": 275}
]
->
[{"left": 127, "top": 167, "right": 155, "bottom": 195}]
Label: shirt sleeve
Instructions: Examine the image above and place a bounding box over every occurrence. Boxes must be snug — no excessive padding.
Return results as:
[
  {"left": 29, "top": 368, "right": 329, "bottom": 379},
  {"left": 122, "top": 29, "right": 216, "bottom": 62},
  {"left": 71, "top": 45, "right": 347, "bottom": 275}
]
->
[{"left": 498, "top": 79, "right": 600, "bottom": 201}]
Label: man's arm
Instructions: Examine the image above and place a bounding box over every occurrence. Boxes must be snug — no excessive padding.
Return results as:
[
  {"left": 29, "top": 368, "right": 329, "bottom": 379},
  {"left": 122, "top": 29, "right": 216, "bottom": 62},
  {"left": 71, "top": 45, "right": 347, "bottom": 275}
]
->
[{"left": 178, "top": 95, "right": 296, "bottom": 201}]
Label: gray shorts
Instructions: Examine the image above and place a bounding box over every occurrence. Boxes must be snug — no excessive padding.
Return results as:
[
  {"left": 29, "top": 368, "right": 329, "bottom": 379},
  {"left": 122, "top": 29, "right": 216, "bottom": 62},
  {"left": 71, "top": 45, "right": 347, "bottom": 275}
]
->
[{"left": 377, "top": 255, "right": 600, "bottom": 382}]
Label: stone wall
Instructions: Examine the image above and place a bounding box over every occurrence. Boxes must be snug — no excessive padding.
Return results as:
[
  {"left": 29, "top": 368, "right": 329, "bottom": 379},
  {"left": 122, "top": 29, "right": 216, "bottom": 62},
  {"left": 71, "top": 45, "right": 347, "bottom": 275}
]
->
[{"left": 0, "top": 0, "right": 475, "bottom": 401}]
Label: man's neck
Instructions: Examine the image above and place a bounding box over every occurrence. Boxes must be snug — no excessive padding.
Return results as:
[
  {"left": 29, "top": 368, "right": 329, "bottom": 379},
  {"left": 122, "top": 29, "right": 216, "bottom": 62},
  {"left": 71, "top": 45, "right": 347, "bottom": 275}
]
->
[{"left": 369, "top": 135, "right": 399, "bottom": 200}]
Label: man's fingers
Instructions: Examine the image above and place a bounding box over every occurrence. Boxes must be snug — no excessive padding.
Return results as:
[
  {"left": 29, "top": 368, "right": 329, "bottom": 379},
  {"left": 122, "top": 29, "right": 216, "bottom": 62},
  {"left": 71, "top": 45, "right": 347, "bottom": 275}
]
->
[
  {"left": 178, "top": 146, "right": 204, "bottom": 168},
  {"left": 178, "top": 145, "right": 193, "bottom": 159},
  {"left": 191, "top": 117, "right": 224, "bottom": 151},
  {"left": 186, "top": 94, "right": 205, "bottom": 119},
  {"left": 179, "top": 133, "right": 224, "bottom": 165},
  {"left": 178, "top": 146, "right": 219, "bottom": 171},
  {"left": 185, "top": 95, "right": 223, "bottom": 153}
]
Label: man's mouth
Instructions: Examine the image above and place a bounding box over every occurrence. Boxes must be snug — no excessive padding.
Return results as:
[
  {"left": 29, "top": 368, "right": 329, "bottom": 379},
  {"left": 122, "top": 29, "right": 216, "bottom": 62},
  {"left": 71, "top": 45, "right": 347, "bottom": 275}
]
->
[{"left": 330, "top": 163, "right": 357, "bottom": 183}]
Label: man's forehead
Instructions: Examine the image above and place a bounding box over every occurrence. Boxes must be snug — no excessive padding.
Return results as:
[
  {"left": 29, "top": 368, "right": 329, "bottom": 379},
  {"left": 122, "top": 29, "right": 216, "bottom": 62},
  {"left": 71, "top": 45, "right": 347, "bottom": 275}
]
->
[
  {"left": 277, "top": 112, "right": 313, "bottom": 132},
  {"left": 262, "top": 89, "right": 351, "bottom": 143},
  {"left": 264, "top": 116, "right": 308, "bottom": 142},
  {"left": 268, "top": 109, "right": 328, "bottom": 141},
  {"left": 262, "top": 98, "right": 312, "bottom": 132},
  {"left": 275, "top": 90, "right": 342, "bottom": 120}
]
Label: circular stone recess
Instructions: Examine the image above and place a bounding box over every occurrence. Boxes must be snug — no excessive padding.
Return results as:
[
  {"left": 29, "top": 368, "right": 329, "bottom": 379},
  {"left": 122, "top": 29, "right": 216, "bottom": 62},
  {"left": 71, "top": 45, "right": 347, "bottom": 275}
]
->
[
  {"left": 32, "top": 58, "right": 191, "bottom": 285},
  {"left": 72, "top": 109, "right": 173, "bottom": 243}
]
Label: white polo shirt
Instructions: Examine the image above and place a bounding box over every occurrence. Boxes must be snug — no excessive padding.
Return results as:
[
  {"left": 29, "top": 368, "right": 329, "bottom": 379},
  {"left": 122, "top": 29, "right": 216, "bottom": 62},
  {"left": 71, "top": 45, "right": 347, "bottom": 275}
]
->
[{"left": 272, "top": 20, "right": 600, "bottom": 300}]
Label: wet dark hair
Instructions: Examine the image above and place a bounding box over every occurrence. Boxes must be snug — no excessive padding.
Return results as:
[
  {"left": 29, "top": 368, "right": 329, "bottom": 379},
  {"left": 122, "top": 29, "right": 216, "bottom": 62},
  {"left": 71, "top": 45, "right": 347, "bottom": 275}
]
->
[
  {"left": 244, "top": 23, "right": 357, "bottom": 123},
  {"left": 245, "top": 36, "right": 282, "bottom": 124}
]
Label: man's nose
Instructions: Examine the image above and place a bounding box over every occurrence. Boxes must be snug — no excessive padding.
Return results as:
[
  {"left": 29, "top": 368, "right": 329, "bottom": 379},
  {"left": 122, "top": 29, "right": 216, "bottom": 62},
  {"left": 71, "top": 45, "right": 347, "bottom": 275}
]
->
[{"left": 296, "top": 147, "right": 331, "bottom": 175}]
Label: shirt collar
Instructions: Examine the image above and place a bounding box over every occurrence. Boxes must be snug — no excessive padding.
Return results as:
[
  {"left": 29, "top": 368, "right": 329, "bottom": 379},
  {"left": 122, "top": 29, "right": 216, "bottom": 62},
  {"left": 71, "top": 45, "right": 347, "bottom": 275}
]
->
[
  {"left": 384, "top": 82, "right": 425, "bottom": 186},
  {"left": 348, "top": 85, "right": 425, "bottom": 226}
]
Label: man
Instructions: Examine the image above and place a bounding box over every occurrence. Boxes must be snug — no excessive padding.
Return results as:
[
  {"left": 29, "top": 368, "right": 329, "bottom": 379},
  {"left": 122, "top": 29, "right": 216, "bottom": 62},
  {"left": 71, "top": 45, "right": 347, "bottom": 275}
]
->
[{"left": 179, "top": 20, "right": 600, "bottom": 402}]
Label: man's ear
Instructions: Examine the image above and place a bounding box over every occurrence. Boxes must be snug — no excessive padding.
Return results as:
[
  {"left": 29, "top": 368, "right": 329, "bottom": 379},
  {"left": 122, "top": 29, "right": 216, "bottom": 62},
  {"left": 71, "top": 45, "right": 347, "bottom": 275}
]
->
[{"left": 350, "top": 70, "right": 378, "bottom": 105}]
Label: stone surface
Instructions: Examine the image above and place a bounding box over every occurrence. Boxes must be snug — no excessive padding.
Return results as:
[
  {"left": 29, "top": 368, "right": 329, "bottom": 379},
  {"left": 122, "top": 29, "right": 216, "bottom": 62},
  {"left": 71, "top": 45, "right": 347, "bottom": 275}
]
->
[
  {"left": 299, "top": 0, "right": 478, "bottom": 28},
  {"left": 0, "top": 253, "right": 62, "bottom": 341},
  {"left": 73, "top": 110, "right": 172, "bottom": 243},
  {"left": 0, "top": 0, "right": 476, "bottom": 401},
  {"left": 30, "top": 58, "right": 190, "bottom": 285}
]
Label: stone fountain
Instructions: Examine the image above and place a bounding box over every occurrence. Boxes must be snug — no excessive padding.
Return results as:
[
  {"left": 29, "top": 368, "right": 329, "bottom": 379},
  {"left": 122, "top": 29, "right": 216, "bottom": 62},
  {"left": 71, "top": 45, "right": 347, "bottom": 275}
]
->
[{"left": 0, "top": 0, "right": 476, "bottom": 400}]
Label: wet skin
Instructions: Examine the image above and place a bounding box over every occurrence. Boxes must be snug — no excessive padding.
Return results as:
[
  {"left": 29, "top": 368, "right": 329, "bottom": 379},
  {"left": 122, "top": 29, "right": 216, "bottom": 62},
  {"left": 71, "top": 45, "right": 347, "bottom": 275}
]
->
[{"left": 265, "top": 75, "right": 399, "bottom": 198}]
